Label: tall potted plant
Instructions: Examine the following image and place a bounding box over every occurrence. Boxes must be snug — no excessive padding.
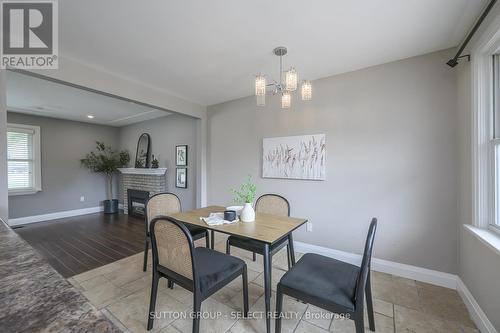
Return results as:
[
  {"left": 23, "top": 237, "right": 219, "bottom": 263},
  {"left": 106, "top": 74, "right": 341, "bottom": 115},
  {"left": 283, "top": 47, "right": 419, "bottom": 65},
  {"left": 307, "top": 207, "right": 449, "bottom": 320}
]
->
[
  {"left": 231, "top": 175, "right": 257, "bottom": 222},
  {"left": 81, "top": 141, "right": 130, "bottom": 214}
]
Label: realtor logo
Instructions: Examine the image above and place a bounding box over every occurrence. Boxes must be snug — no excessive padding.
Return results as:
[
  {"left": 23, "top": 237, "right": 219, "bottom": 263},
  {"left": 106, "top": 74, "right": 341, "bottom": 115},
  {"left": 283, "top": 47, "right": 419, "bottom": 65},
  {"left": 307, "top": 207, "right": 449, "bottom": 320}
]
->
[{"left": 1, "top": 0, "right": 58, "bottom": 69}]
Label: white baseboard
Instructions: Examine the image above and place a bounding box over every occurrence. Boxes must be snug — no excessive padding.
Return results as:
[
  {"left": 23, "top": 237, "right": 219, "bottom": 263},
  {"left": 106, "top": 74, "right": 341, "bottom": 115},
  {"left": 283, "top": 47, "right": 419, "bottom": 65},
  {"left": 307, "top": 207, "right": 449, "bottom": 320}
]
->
[
  {"left": 294, "top": 241, "right": 457, "bottom": 289},
  {"left": 294, "top": 241, "right": 497, "bottom": 332},
  {"left": 457, "top": 278, "right": 498, "bottom": 333},
  {"left": 8, "top": 206, "right": 104, "bottom": 226}
]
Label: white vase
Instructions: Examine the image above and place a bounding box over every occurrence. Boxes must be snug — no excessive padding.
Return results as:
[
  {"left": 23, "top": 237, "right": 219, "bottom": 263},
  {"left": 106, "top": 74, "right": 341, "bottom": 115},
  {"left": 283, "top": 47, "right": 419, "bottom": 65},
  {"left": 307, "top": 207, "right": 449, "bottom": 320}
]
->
[{"left": 240, "top": 202, "right": 255, "bottom": 222}]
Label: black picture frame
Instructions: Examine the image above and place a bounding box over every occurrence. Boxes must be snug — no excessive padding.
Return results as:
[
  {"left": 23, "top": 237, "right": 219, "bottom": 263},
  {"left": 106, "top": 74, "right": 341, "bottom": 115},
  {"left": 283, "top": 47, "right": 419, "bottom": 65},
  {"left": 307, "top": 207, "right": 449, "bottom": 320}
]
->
[
  {"left": 176, "top": 168, "right": 187, "bottom": 188},
  {"left": 176, "top": 145, "right": 188, "bottom": 166}
]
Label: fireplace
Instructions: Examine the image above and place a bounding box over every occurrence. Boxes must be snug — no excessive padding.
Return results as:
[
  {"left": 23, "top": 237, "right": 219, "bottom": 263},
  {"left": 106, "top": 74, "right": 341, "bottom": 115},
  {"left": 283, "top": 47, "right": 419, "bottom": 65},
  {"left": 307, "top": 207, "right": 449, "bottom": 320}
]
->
[
  {"left": 118, "top": 168, "right": 167, "bottom": 215},
  {"left": 127, "top": 189, "right": 150, "bottom": 218}
]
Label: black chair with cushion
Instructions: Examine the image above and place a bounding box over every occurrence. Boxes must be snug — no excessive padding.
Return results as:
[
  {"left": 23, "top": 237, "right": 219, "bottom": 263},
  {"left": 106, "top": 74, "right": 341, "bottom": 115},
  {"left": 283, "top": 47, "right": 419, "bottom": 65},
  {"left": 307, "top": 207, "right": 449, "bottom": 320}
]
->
[
  {"left": 226, "top": 194, "right": 295, "bottom": 268},
  {"left": 147, "top": 216, "right": 249, "bottom": 332},
  {"left": 143, "top": 193, "right": 209, "bottom": 272},
  {"left": 275, "top": 218, "right": 377, "bottom": 333}
]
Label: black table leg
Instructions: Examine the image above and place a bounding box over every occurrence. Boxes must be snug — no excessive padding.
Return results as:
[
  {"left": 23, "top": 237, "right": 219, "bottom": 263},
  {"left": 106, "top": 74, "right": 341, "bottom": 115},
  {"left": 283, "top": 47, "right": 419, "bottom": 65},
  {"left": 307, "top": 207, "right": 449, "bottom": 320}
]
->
[
  {"left": 263, "top": 243, "right": 272, "bottom": 333},
  {"left": 211, "top": 230, "right": 215, "bottom": 249},
  {"left": 288, "top": 233, "right": 296, "bottom": 266}
]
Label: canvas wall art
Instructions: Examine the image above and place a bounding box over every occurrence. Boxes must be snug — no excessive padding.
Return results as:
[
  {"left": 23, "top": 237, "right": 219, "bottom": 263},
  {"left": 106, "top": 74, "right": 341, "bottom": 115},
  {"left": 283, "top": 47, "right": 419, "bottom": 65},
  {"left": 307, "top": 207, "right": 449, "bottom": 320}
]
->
[{"left": 262, "top": 134, "right": 326, "bottom": 180}]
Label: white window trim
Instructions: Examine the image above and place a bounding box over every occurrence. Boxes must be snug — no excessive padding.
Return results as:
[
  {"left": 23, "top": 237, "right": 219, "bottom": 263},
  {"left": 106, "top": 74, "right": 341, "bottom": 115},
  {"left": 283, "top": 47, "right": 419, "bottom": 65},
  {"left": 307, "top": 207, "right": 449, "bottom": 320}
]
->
[
  {"left": 464, "top": 224, "right": 500, "bottom": 256},
  {"left": 491, "top": 136, "right": 500, "bottom": 235},
  {"left": 7, "top": 123, "right": 42, "bottom": 196},
  {"left": 491, "top": 223, "right": 500, "bottom": 236}
]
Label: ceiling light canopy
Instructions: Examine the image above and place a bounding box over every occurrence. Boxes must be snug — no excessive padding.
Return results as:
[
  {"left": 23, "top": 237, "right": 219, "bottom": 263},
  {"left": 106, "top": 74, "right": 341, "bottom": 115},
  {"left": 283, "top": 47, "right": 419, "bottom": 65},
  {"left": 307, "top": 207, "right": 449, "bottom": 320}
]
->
[{"left": 254, "top": 47, "right": 312, "bottom": 108}]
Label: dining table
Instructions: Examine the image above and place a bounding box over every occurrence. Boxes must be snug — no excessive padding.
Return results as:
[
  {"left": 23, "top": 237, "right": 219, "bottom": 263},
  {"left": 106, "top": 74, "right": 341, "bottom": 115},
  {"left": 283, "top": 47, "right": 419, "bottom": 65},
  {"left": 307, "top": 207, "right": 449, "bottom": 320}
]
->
[{"left": 169, "top": 205, "right": 308, "bottom": 333}]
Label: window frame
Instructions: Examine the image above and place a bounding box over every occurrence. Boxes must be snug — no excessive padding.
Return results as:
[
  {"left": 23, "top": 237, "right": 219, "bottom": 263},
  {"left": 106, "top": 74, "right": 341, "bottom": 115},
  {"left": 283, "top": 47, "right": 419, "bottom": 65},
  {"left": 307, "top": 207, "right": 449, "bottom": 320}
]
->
[
  {"left": 471, "top": 16, "right": 500, "bottom": 233},
  {"left": 491, "top": 55, "right": 500, "bottom": 234},
  {"left": 7, "top": 123, "right": 42, "bottom": 196},
  {"left": 490, "top": 137, "right": 500, "bottom": 235}
]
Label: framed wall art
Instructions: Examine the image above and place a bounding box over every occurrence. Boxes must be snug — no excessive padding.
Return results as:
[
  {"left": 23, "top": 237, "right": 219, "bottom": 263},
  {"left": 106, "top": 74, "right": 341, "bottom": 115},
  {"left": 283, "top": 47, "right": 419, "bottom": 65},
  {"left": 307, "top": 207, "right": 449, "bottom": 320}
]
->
[
  {"left": 176, "top": 145, "right": 188, "bottom": 166},
  {"left": 176, "top": 168, "right": 187, "bottom": 188}
]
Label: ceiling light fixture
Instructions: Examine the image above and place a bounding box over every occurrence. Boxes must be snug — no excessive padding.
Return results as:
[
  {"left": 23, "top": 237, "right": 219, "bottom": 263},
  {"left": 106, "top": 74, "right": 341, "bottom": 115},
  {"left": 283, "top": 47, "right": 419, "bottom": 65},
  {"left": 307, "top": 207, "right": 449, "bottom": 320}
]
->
[
  {"left": 87, "top": 115, "right": 94, "bottom": 119},
  {"left": 254, "top": 46, "right": 312, "bottom": 108}
]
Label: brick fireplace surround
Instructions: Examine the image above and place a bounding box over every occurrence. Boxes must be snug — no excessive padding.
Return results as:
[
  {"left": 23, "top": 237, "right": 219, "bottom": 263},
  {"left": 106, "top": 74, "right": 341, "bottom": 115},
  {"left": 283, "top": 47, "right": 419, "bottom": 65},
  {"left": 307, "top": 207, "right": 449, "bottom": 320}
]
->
[{"left": 118, "top": 168, "right": 167, "bottom": 214}]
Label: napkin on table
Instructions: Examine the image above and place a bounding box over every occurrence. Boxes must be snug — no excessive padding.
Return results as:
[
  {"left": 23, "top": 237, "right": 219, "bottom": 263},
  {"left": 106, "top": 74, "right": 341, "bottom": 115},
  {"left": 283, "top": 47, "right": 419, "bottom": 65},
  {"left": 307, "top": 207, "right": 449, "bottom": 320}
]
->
[{"left": 201, "top": 212, "right": 239, "bottom": 226}]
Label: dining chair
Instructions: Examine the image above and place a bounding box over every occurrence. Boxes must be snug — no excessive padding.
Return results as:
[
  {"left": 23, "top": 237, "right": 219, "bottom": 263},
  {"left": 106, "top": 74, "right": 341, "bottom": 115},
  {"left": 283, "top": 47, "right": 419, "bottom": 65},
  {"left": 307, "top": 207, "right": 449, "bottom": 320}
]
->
[
  {"left": 143, "top": 192, "right": 209, "bottom": 272},
  {"left": 275, "top": 218, "right": 377, "bottom": 333},
  {"left": 226, "top": 194, "right": 294, "bottom": 268},
  {"left": 147, "top": 216, "right": 249, "bottom": 332}
]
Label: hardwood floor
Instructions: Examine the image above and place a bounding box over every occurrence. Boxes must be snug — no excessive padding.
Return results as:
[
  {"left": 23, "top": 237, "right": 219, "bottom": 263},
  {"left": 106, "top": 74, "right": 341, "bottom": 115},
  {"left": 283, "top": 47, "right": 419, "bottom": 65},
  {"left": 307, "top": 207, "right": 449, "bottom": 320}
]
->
[{"left": 14, "top": 212, "right": 145, "bottom": 278}]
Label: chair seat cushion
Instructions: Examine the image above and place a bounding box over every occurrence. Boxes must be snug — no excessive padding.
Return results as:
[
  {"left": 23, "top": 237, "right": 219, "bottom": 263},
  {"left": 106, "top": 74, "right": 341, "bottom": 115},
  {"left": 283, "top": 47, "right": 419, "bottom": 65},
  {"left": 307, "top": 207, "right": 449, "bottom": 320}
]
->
[
  {"left": 194, "top": 247, "right": 245, "bottom": 295},
  {"left": 279, "top": 253, "right": 359, "bottom": 311},
  {"left": 186, "top": 224, "right": 207, "bottom": 240},
  {"left": 227, "top": 235, "right": 288, "bottom": 254}
]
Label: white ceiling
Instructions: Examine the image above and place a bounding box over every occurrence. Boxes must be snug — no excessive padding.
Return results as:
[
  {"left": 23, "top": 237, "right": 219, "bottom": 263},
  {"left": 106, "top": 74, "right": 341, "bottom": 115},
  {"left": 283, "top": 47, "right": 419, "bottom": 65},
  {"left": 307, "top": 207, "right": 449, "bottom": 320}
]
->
[
  {"left": 6, "top": 71, "right": 171, "bottom": 127},
  {"left": 58, "top": 0, "right": 488, "bottom": 106}
]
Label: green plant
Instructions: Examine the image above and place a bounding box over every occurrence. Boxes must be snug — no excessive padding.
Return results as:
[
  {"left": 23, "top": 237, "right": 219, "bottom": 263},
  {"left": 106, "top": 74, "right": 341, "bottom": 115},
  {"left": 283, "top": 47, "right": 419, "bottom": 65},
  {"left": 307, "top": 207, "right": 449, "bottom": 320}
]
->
[
  {"left": 80, "top": 141, "right": 130, "bottom": 200},
  {"left": 231, "top": 175, "right": 257, "bottom": 204},
  {"left": 135, "top": 159, "right": 144, "bottom": 168},
  {"left": 151, "top": 154, "right": 159, "bottom": 168}
]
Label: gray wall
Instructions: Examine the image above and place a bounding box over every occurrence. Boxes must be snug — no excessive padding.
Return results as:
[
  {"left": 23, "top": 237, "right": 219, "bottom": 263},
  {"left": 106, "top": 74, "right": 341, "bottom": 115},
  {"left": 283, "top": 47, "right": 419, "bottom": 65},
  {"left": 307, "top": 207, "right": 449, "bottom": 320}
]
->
[
  {"left": 460, "top": 229, "right": 500, "bottom": 330},
  {"left": 119, "top": 113, "right": 198, "bottom": 210},
  {"left": 207, "top": 49, "right": 459, "bottom": 273},
  {"left": 7, "top": 113, "right": 121, "bottom": 219},
  {"left": 456, "top": 62, "right": 473, "bottom": 240},
  {"left": 0, "top": 72, "right": 7, "bottom": 222}
]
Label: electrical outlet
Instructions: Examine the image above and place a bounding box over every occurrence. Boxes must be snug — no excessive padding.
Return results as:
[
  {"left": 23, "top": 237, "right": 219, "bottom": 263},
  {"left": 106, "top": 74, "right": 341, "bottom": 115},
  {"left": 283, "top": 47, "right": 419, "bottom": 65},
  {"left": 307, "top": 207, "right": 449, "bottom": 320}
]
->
[
  {"left": 306, "top": 222, "right": 313, "bottom": 232},
  {"left": 80, "top": 196, "right": 85, "bottom": 202}
]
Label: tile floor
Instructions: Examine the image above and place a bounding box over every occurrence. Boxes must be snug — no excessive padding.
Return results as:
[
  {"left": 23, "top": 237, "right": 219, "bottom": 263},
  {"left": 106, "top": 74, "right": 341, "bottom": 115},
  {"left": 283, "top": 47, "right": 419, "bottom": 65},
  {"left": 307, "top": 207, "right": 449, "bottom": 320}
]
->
[{"left": 68, "top": 235, "right": 478, "bottom": 333}]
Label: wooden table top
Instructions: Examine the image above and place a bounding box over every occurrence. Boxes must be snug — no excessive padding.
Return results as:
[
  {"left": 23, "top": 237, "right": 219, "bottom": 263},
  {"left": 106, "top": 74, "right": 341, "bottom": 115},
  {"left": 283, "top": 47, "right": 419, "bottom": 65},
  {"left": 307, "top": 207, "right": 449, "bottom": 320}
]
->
[{"left": 169, "top": 206, "right": 307, "bottom": 244}]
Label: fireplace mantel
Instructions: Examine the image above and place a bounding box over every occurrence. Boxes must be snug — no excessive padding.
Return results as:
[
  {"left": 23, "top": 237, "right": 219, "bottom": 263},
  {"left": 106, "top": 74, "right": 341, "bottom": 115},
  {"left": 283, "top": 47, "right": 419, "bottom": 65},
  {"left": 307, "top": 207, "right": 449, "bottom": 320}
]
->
[{"left": 118, "top": 168, "right": 167, "bottom": 175}]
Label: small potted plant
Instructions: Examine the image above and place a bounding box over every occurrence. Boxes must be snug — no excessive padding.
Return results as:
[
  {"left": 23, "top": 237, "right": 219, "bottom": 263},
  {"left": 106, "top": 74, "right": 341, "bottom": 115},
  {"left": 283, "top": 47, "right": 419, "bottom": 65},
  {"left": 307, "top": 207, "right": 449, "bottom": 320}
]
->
[
  {"left": 151, "top": 154, "right": 159, "bottom": 168},
  {"left": 81, "top": 142, "right": 130, "bottom": 214},
  {"left": 231, "top": 175, "right": 257, "bottom": 222}
]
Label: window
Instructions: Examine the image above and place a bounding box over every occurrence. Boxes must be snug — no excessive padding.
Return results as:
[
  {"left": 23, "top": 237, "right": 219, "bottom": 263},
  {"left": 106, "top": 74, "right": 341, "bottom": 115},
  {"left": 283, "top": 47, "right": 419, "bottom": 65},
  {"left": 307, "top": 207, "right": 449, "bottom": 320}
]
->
[
  {"left": 7, "top": 124, "right": 41, "bottom": 195},
  {"left": 492, "top": 55, "right": 500, "bottom": 232},
  {"left": 471, "top": 13, "right": 500, "bottom": 238}
]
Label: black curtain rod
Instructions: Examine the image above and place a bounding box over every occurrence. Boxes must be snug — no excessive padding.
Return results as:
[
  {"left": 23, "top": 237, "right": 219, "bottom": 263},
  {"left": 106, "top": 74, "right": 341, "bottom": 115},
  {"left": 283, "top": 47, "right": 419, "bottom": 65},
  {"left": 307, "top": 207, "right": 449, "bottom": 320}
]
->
[{"left": 447, "top": 0, "right": 498, "bottom": 67}]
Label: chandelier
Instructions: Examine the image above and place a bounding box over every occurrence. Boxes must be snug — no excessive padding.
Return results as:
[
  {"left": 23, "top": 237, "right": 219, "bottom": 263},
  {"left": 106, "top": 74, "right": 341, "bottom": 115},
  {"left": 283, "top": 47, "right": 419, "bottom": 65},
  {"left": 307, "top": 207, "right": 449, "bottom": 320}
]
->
[{"left": 255, "top": 46, "right": 312, "bottom": 108}]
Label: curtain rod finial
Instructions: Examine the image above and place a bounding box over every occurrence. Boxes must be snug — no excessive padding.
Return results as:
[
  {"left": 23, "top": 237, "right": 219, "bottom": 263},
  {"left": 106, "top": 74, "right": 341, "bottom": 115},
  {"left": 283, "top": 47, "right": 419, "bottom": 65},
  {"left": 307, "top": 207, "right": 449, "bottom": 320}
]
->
[{"left": 446, "top": 59, "right": 459, "bottom": 67}]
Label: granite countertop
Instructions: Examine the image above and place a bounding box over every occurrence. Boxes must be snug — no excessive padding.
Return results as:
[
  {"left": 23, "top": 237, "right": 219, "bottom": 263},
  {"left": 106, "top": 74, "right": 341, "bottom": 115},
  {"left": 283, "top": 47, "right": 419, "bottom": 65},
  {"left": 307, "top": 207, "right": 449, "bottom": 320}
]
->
[{"left": 0, "top": 219, "right": 122, "bottom": 333}]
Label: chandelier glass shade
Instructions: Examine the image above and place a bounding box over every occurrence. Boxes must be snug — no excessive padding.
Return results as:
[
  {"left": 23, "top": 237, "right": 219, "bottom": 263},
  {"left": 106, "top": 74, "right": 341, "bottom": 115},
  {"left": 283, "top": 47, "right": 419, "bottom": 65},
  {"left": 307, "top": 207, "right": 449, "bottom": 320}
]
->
[
  {"left": 254, "top": 47, "right": 312, "bottom": 108},
  {"left": 256, "top": 94, "right": 266, "bottom": 106},
  {"left": 285, "top": 67, "right": 298, "bottom": 91},
  {"left": 281, "top": 92, "right": 291, "bottom": 109},
  {"left": 255, "top": 75, "right": 266, "bottom": 96},
  {"left": 301, "top": 80, "right": 312, "bottom": 101}
]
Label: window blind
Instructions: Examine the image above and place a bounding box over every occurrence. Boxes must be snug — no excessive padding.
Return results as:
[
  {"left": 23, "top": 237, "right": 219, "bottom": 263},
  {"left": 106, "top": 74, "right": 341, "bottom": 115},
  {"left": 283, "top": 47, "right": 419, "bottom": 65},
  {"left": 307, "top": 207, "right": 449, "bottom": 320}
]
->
[{"left": 7, "top": 130, "right": 34, "bottom": 190}]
